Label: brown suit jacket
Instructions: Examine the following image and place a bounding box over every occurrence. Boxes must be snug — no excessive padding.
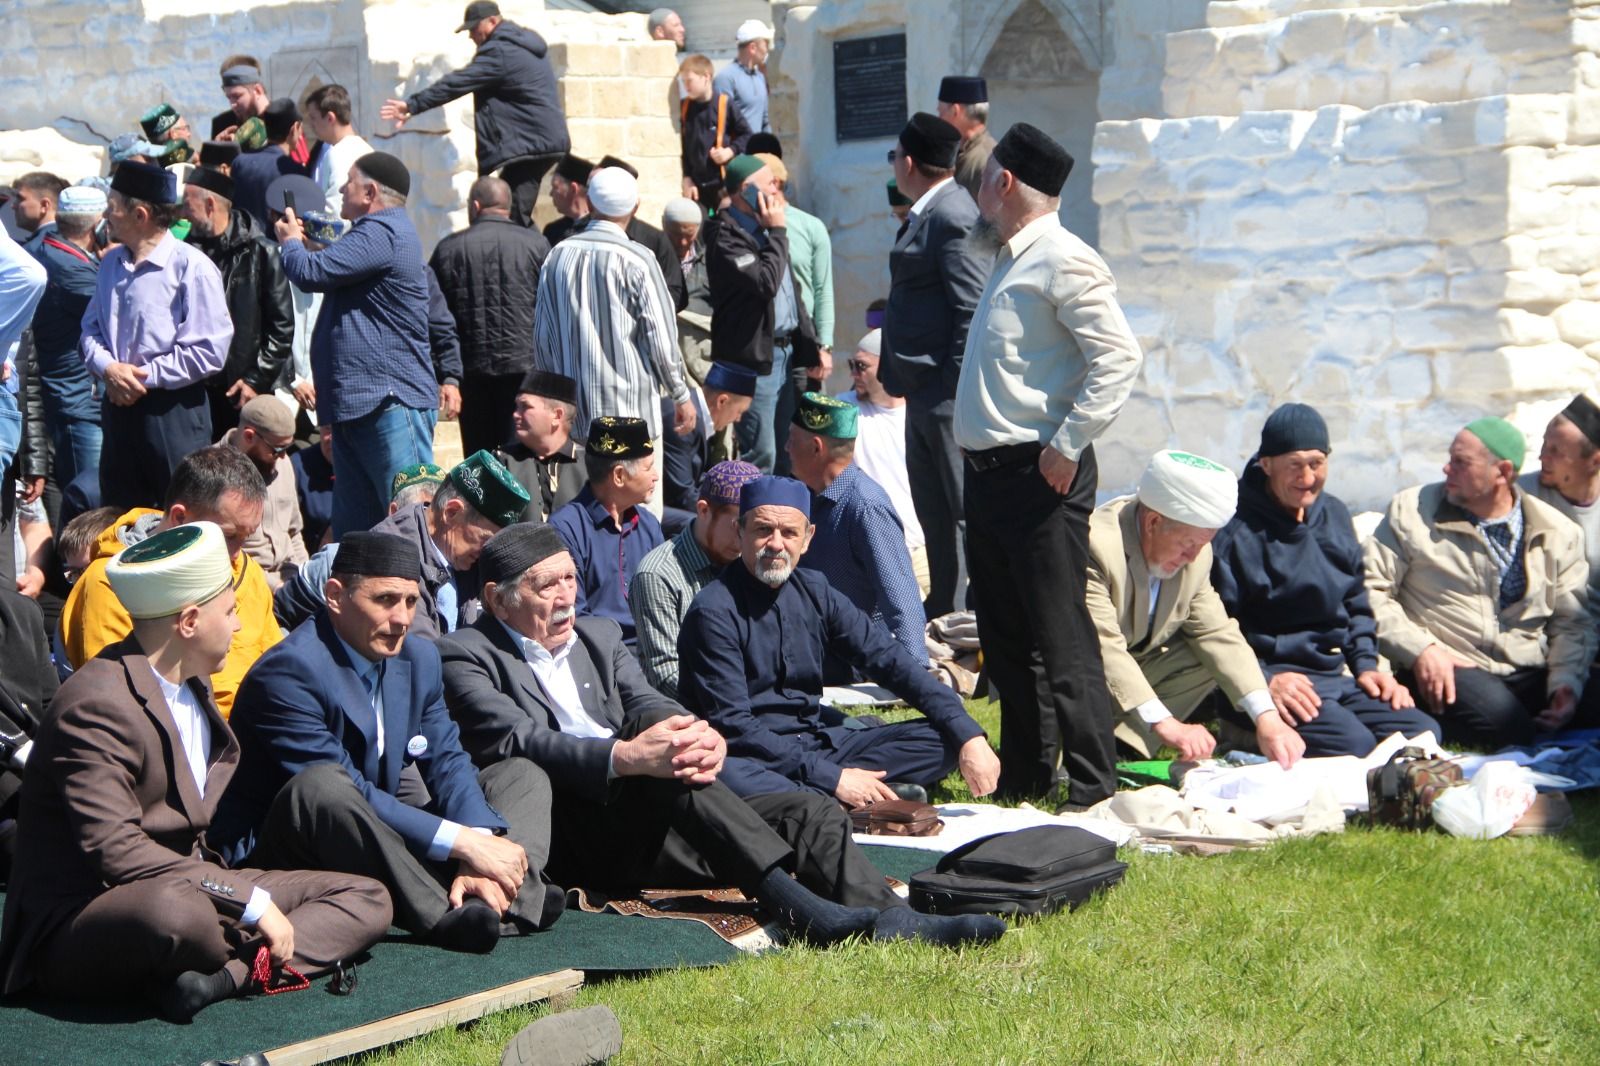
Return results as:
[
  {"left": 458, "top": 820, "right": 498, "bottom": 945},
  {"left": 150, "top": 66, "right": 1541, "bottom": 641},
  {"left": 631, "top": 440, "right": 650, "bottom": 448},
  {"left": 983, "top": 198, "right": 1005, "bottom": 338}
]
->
[{"left": 0, "top": 638, "right": 259, "bottom": 994}]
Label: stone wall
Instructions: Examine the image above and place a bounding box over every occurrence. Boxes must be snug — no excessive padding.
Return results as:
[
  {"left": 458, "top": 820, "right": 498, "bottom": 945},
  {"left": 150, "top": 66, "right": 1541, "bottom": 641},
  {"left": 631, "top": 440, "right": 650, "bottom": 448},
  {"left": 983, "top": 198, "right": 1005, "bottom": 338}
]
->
[
  {"left": 0, "top": 0, "right": 681, "bottom": 256},
  {"left": 1092, "top": 0, "right": 1600, "bottom": 509}
]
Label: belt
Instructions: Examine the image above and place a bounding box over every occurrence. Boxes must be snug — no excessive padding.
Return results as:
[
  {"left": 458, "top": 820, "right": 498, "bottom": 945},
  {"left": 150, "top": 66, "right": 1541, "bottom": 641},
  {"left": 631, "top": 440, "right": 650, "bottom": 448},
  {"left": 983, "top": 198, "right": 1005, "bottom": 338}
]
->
[
  {"left": 963, "top": 441, "right": 1042, "bottom": 472},
  {"left": 773, "top": 334, "right": 794, "bottom": 350}
]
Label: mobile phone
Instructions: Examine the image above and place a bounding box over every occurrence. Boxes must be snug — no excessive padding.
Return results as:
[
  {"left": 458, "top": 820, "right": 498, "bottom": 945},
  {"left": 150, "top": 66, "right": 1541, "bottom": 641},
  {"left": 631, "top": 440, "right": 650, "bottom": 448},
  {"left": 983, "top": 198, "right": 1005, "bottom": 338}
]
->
[
  {"left": 742, "top": 184, "right": 762, "bottom": 212},
  {"left": 283, "top": 190, "right": 297, "bottom": 215}
]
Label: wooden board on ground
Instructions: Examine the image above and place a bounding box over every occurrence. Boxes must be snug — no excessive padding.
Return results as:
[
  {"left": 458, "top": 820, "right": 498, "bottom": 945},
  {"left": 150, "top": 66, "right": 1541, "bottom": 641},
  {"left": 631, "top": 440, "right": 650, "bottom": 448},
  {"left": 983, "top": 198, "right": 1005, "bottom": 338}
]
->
[{"left": 261, "top": 968, "right": 584, "bottom": 1066}]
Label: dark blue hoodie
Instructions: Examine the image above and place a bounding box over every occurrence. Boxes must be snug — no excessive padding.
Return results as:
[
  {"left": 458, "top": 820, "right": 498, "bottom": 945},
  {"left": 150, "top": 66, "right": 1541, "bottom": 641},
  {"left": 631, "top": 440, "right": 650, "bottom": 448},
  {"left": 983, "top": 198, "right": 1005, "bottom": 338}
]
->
[{"left": 1210, "top": 461, "right": 1381, "bottom": 678}]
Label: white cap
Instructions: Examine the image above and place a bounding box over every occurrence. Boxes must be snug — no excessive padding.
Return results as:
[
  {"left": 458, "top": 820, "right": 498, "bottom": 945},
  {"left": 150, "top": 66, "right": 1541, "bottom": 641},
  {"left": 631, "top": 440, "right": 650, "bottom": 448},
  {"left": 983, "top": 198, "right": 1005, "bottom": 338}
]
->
[
  {"left": 662, "top": 197, "right": 701, "bottom": 225},
  {"left": 106, "top": 522, "right": 234, "bottom": 620},
  {"left": 1135, "top": 450, "right": 1238, "bottom": 530},
  {"left": 856, "top": 329, "right": 881, "bottom": 357},
  {"left": 586, "top": 167, "right": 639, "bottom": 217},
  {"left": 58, "top": 186, "right": 107, "bottom": 215},
  {"left": 735, "top": 19, "right": 772, "bottom": 43}
]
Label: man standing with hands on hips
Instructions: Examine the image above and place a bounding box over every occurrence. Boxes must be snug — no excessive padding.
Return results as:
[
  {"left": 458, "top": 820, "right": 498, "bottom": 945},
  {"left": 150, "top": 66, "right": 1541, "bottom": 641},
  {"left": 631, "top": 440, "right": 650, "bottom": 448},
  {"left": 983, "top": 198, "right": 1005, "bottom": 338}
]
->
[{"left": 956, "top": 124, "right": 1145, "bottom": 809}]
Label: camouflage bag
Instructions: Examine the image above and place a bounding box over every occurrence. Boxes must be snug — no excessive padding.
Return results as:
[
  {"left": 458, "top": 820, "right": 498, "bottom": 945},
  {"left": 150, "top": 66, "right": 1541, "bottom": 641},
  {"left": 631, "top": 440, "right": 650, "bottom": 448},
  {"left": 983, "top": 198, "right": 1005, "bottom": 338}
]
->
[{"left": 1366, "top": 746, "right": 1464, "bottom": 830}]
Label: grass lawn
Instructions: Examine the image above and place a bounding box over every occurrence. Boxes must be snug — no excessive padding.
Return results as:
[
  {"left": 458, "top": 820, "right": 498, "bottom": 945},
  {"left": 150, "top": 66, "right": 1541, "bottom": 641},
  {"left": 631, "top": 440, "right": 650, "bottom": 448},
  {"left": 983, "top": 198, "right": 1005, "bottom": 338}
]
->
[{"left": 355, "top": 701, "right": 1600, "bottom": 1064}]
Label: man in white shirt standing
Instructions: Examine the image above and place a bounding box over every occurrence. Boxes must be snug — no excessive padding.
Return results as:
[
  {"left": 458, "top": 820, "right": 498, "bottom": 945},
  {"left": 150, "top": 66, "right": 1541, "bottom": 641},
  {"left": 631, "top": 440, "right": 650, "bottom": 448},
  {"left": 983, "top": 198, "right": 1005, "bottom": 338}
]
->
[
  {"left": 305, "top": 84, "right": 373, "bottom": 219},
  {"left": 955, "top": 123, "right": 1144, "bottom": 808},
  {"left": 837, "top": 329, "right": 926, "bottom": 596}
]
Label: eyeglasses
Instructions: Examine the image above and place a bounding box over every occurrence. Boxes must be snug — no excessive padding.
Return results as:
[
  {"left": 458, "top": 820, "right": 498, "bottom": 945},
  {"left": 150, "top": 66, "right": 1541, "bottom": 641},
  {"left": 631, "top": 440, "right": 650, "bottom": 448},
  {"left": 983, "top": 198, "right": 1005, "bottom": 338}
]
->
[
  {"left": 264, "top": 439, "right": 294, "bottom": 456},
  {"left": 847, "top": 359, "right": 872, "bottom": 374}
]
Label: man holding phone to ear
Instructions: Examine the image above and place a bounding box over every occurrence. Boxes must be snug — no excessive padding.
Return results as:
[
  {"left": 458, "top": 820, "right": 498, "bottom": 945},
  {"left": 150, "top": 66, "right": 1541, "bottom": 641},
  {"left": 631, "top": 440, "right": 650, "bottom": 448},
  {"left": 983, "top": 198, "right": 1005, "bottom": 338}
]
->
[{"left": 707, "top": 155, "right": 820, "bottom": 475}]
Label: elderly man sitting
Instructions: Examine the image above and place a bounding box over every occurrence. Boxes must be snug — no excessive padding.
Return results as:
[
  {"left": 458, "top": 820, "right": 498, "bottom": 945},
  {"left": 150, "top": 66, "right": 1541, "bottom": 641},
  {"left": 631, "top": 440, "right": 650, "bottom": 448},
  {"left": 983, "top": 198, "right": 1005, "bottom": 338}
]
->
[
  {"left": 274, "top": 450, "right": 530, "bottom": 637},
  {"left": 678, "top": 475, "right": 998, "bottom": 806},
  {"left": 1212, "top": 405, "right": 1440, "bottom": 756},
  {"left": 1086, "top": 450, "right": 1305, "bottom": 768},
  {"left": 437, "top": 524, "right": 1003, "bottom": 949},
  {"left": 1365, "top": 417, "right": 1594, "bottom": 747},
  {"left": 632, "top": 460, "right": 764, "bottom": 698}
]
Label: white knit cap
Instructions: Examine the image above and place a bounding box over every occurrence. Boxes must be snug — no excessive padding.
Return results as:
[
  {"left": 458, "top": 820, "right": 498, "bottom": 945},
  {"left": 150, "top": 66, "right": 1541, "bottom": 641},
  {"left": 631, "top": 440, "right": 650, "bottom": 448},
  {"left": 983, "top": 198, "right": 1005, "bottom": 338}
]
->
[
  {"left": 1136, "top": 450, "right": 1238, "bottom": 530},
  {"left": 106, "top": 522, "right": 233, "bottom": 620},
  {"left": 586, "top": 167, "right": 639, "bottom": 217},
  {"left": 856, "top": 329, "right": 881, "bottom": 357}
]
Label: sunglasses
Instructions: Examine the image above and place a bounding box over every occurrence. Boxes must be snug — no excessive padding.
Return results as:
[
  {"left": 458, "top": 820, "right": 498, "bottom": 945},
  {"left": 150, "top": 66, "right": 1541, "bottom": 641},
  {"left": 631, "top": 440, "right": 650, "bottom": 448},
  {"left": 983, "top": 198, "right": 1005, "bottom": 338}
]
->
[
  {"left": 847, "top": 359, "right": 872, "bottom": 374},
  {"left": 885, "top": 149, "right": 899, "bottom": 164}
]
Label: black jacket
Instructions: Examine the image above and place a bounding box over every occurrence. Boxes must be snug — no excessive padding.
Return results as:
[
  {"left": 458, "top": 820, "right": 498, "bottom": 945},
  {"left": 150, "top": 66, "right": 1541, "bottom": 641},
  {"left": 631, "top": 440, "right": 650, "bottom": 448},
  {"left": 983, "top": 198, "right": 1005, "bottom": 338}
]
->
[
  {"left": 407, "top": 22, "right": 570, "bottom": 174},
  {"left": 12, "top": 331, "right": 47, "bottom": 484},
  {"left": 425, "top": 265, "right": 464, "bottom": 386},
  {"left": 193, "top": 210, "right": 294, "bottom": 393},
  {"left": 429, "top": 215, "right": 551, "bottom": 378},
  {"left": 706, "top": 214, "right": 818, "bottom": 375}
]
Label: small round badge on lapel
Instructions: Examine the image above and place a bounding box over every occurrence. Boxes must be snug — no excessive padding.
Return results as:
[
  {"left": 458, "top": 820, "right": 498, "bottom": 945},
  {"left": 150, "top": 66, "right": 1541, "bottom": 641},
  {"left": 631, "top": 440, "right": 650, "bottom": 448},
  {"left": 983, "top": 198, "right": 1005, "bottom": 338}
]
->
[{"left": 406, "top": 735, "right": 428, "bottom": 758}]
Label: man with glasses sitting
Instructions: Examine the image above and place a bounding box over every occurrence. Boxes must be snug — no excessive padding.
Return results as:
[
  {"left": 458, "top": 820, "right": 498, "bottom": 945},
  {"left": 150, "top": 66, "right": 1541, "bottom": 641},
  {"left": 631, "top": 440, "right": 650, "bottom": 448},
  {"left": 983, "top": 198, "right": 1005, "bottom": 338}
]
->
[{"left": 221, "top": 395, "right": 308, "bottom": 590}]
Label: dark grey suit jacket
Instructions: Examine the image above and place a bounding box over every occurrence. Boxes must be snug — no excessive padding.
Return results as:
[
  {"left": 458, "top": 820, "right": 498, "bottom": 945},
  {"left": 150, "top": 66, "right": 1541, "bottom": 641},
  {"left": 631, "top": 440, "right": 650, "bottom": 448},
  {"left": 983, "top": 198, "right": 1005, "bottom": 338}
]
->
[
  {"left": 880, "top": 180, "right": 995, "bottom": 403},
  {"left": 438, "top": 615, "right": 685, "bottom": 803}
]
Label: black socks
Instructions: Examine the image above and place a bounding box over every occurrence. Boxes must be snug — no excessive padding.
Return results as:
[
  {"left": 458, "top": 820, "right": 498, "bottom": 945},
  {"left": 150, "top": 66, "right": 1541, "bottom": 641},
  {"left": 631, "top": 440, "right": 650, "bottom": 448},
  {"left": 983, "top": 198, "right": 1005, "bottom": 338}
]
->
[
  {"left": 756, "top": 867, "right": 878, "bottom": 946},
  {"left": 872, "top": 905, "right": 1007, "bottom": 947},
  {"left": 156, "top": 967, "right": 237, "bottom": 1023},
  {"left": 432, "top": 896, "right": 502, "bottom": 954}
]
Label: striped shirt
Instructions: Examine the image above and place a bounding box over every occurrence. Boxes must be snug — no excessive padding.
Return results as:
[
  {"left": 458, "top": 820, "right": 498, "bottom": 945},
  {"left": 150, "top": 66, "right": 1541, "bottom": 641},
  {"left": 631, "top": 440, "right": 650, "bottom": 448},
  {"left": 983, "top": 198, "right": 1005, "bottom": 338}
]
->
[
  {"left": 629, "top": 524, "right": 720, "bottom": 699},
  {"left": 533, "top": 219, "right": 688, "bottom": 440}
]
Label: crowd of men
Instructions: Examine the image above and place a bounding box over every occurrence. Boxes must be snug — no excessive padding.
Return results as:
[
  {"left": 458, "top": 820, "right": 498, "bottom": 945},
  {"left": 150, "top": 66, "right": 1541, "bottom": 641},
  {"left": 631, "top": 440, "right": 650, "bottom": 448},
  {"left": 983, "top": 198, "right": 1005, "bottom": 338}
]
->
[{"left": 0, "top": 0, "right": 1595, "bottom": 1026}]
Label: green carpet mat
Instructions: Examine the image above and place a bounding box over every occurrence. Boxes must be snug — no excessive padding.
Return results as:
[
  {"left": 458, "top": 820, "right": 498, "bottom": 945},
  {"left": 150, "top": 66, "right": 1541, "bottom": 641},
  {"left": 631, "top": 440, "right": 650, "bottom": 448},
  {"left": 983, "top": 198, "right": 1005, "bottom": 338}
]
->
[{"left": 0, "top": 845, "right": 937, "bottom": 1066}]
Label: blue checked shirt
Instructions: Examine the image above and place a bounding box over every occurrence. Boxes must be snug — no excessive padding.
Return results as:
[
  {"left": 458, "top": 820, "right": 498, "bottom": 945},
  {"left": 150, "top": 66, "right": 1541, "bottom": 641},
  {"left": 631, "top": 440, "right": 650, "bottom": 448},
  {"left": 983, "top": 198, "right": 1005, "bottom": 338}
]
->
[
  {"left": 280, "top": 207, "right": 437, "bottom": 424},
  {"left": 799, "top": 464, "right": 928, "bottom": 666}
]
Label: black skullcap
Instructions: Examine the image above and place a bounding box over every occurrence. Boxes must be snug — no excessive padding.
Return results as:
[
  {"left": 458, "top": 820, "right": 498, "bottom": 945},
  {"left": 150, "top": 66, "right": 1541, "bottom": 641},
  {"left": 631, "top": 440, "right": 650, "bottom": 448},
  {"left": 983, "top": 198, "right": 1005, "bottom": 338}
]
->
[
  {"left": 518, "top": 369, "right": 578, "bottom": 405},
  {"left": 352, "top": 151, "right": 410, "bottom": 198},
  {"left": 261, "top": 97, "right": 300, "bottom": 142},
  {"left": 555, "top": 153, "right": 595, "bottom": 185},
  {"left": 334, "top": 531, "right": 422, "bottom": 581},
  {"left": 898, "top": 113, "right": 961, "bottom": 170},
  {"left": 992, "top": 122, "right": 1073, "bottom": 197},
  {"left": 1561, "top": 393, "right": 1600, "bottom": 447},
  {"left": 598, "top": 154, "right": 638, "bottom": 179},
  {"left": 186, "top": 165, "right": 235, "bottom": 203},
  {"left": 479, "top": 523, "right": 569, "bottom": 586},
  {"left": 199, "top": 140, "right": 240, "bottom": 167},
  {"left": 1259, "top": 403, "right": 1331, "bottom": 458},
  {"left": 746, "top": 132, "right": 783, "bottom": 158},
  {"left": 110, "top": 160, "right": 178, "bottom": 206},
  {"left": 938, "top": 76, "right": 988, "bottom": 105}
]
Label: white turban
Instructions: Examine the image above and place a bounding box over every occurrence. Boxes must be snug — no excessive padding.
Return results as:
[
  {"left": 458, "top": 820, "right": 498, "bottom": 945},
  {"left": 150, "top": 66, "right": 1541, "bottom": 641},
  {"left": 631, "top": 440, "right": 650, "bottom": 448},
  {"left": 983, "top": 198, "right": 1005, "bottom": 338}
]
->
[
  {"left": 662, "top": 197, "right": 701, "bottom": 225},
  {"left": 106, "top": 522, "right": 233, "bottom": 620},
  {"left": 1136, "top": 450, "right": 1237, "bottom": 529},
  {"left": 856, "top": 329, "right": 881, "bottom": 357},
  {"left": 587, "top": 167, "right": 639, "bottom": 217}
]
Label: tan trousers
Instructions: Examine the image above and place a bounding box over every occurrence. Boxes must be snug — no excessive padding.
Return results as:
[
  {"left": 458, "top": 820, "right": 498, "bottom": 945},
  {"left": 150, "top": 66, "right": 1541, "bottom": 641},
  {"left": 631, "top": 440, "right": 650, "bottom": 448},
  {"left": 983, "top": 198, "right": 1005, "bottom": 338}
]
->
[{"left": 1113, "top": 641, "right": 1221, "bottom": 758}]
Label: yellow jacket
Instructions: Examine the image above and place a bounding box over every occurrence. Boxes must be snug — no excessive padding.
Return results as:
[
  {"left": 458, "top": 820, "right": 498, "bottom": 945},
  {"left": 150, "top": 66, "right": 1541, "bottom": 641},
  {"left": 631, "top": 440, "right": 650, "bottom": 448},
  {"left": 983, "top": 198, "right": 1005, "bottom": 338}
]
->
[{"left": 60, "top": 508, "right": 284, "bottom": 718}]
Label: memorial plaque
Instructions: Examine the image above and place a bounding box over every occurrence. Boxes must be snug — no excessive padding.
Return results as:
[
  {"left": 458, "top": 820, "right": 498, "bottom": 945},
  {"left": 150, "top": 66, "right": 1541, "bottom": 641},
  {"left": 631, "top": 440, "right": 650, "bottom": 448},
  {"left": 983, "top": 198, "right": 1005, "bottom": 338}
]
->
[{"left": 833, "top": 34, "right": 907, "bottom": 143}]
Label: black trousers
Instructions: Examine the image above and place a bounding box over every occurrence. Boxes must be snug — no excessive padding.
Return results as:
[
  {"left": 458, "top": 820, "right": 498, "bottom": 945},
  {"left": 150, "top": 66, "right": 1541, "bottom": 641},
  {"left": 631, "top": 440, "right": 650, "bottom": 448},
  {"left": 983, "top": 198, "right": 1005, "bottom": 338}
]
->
[
  {"left": 905, "top": 394, "right": 966, "bottom": 618},
  {"left": 99, "top": 382, "right": 212, "bottom": 511},
  {"left": 964, "top": 443, "right": 1116, "bottom": 805},
  {"left": 207, "top": 383, "right": 242, "bottom": 438},
  {"left": 248, "top": 760, "right": 556, "bottom": 937},
  {"left": 1398, "top": 665, "right": 1545, "bottom": 749},
  {"left": 459, "top": 372, "right": 523, "bottom": 458},
  {"left": 498, "top": 154, "right": 564, "bottom": 229},
  {"left": 548, "top": 778, "right": 900, "bottom": 911}
]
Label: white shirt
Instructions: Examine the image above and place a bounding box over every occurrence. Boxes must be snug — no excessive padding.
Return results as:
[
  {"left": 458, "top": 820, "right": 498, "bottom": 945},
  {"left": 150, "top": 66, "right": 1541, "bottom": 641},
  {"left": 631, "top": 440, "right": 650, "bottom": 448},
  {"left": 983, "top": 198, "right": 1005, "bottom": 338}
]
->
[
  {"left": 907, "top": 176, "right": 953, "bottom": 221},
  {"left": 314, "top": 133, "right": 374, "bottom": 218},
  {"left": 150, "top": 666, "right": 270, "bottom": 923},
  {"left": 504, "top": 622, "right": 615, "bottom": 741},
  {"left": 837, "top": 389, "right": 924, "bottom": 550}
]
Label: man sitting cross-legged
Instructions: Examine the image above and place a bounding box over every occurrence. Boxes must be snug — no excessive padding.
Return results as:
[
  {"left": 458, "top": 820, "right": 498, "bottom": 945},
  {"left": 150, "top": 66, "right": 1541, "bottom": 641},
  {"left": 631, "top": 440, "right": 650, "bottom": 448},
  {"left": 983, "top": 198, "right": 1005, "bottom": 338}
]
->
[
  {"left": 0, "top": 523, "right": 391, "bottom": 1021},
  {"left": 213, "top": 532, "right": 561, "bottom": 954},
  {"left": 1085, "top": 450, "right": 1307, "bottom": 769},
  {"left": 438, "top": 523, "right": 1004, "bottom": 949},
  {"left": 678, "top": 475, "right": 999, "bottom": 806},
  {"left": 1212, "top": 404, "right": 1440, "bottom": 756}
]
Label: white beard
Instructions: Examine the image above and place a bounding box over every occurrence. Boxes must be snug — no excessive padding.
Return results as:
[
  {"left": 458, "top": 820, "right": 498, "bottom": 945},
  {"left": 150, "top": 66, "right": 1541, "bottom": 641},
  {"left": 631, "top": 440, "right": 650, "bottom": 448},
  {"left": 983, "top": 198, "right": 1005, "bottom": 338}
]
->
[{"left": 755, "top": 550, "right": 794, "bottom": 588}]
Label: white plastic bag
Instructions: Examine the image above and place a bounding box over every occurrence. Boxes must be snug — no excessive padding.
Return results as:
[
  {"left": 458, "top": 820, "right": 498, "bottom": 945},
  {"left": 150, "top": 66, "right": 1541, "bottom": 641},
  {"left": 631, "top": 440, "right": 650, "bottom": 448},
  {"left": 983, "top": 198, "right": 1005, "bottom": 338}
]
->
[{"left": 1431, "top": 760, "right": 1538, "bottom": 840}]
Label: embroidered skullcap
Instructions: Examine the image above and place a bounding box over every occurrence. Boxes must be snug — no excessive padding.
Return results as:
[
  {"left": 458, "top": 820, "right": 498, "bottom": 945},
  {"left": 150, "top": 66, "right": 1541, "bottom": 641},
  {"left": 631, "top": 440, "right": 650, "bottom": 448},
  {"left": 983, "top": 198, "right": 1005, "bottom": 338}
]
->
[
  {"left": 334, "top": 532, "right": 422, "bottom": 581},
  {"left": 448, "top": 450, "right": 532, "bottom": 529},
  {"left": 107, "top": 522, "right": 233, "bottom": 620},
  {"left": 234, "top": 117, "right": 268, "bottom": 152},
  {"left": 479, "top": 523, "right": 569, "bottom": 586},
  {"left": 586, "top": 417, "right": 652, "bottom": 459},
  {"left": 699, "top": 460, "right": 763, "bottom": 507},
  {"left": 586, "top": 167, "right": 638, "bottom": 216},
  {"left": 793, "top": 392, "right": 858, "bottom": 440},
  {"left": 391, "top": 463, "right": 445, "bottom": 500},
  {"left": 140, "top": 103, "right": 182, "bottom": 141},
  {"left": 739, "top": 475, "right": 810, "bottom": 519},
  {"left": 1137, "top": 450, "right": 1238, "bottom": 530}
]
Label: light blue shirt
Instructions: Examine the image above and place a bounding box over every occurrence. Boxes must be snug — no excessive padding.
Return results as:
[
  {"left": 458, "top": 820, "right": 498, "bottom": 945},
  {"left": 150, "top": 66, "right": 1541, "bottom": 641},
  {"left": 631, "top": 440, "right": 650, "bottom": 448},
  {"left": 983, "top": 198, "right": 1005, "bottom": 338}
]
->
[{"left": 713, "top": 61, "right": 768, "bottom": 133}]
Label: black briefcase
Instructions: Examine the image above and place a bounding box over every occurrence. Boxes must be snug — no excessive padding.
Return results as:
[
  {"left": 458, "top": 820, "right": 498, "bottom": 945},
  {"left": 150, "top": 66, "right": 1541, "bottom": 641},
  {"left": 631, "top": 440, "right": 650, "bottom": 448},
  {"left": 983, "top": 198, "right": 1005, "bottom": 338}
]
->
[{"left": 908, "top": 826, "right": 1127, "bottom": 917}]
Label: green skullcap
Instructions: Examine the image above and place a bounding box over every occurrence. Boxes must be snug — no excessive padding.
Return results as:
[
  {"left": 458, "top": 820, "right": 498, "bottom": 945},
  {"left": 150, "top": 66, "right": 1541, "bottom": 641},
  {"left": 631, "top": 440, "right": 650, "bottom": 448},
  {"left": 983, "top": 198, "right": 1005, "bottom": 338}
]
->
[
  {"left": 391, "top": 462, "right": 445, "bottom": 500},
  {"left": 447, "top": 450, "right": 532, "bottom": 529},
  {"left": 723, "top": 153, "right": 766, "bottom": 193},
  {"left": 1464, "top": 417, "right": 1526, "bottom": 471},
  {"left": 793, "top": 392, "right": 858, "bottom": 440}
]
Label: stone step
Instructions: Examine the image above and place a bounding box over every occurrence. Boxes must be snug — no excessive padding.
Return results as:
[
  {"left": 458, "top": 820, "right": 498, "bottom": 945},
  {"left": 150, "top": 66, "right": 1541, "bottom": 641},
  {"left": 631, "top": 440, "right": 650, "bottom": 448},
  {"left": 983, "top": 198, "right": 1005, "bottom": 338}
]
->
[{"left": 1164, "top": 0, "right": 1576, "bottom": 118}]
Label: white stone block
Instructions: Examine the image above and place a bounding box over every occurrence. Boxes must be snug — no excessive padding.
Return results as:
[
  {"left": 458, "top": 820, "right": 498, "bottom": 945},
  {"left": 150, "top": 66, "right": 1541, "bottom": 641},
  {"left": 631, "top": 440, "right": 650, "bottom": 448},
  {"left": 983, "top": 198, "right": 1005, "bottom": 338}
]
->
[
  {"left": 1215, "top": 110, "right": 1314, "bottom": 159},
  {"left": 1481, "top": 94, "right": 1569, "bottom": 148},
  {"left": 1149, "top": 117, "right": 1234, "bottom": 161},
  {"left": 1536, "top": 235, "right": 1600, "bottom": 274},
  {"left": 1497, "top": 308, "right": 1560, "bottom": 346},
  {"left": 1344, "top": 243, "right": 1440, "bottom": 280},
  {"left": 1553, "top": 301, "right": 1600, "bottom": 346},
  {"left": 1449, "top": 270, "right": 1509, "bottom": 304},
  {"left": 1394, "top": 305, "right": 1488, "bottom": 351},
  {"left": 1505, "top": 268, "right": 1583, "bottom": 308}
]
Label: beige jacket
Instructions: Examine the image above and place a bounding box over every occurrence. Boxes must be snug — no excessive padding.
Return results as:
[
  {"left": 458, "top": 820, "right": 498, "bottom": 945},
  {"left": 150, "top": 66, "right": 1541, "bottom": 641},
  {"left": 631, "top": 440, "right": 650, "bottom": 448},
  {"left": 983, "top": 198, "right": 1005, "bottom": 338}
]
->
[
  {"left": 1363, "top": 482, "right": 1594, "bottom": 695},
  {"left": 223, "top": 428, "right": 309, "bottom": 590},
  {"left": 1085, "top": 496, "right": 1266, "bottom": 712}
]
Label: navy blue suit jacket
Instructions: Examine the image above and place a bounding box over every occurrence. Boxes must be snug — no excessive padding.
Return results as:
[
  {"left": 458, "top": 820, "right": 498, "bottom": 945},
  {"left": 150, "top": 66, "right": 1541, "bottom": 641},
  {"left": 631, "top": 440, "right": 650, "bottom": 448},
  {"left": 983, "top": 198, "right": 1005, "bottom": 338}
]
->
[{"left": 212, "top": 610, "right": 506, "bottom": 866}]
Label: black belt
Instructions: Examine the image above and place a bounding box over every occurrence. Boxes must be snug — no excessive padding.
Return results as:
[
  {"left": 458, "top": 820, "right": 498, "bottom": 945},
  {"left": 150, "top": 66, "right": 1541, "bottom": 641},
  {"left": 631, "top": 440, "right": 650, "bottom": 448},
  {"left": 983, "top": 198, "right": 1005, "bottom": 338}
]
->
[
  {"left": 774, "top": 334, "right": 794, "bottom": 350},
  {"left": 963, "top": 441, "right": 1042, "bottom": 472}
]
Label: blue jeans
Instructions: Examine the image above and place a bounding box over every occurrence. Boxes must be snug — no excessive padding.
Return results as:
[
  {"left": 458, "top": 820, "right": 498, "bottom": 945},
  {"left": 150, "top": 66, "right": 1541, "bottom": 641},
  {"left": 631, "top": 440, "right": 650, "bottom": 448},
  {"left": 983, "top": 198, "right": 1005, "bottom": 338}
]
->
[
  {"left": 332, "top": 400, "right": 436, "bottom": 538},
  {"left": 735, "top": 341, "right": 792, "bottom": 474},
  {"left": 47, "top": 410, "right": 102, "bottom": 491}
]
